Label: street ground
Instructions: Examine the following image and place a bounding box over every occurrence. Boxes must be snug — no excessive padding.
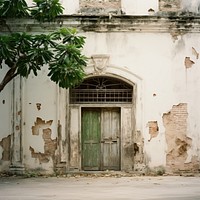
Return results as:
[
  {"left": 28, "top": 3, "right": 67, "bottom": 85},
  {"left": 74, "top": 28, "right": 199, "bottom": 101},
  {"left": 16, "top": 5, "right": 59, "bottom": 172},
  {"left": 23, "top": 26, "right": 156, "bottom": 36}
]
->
[{"left": 0, "top": 175, "right": 200, "bottom": 200}]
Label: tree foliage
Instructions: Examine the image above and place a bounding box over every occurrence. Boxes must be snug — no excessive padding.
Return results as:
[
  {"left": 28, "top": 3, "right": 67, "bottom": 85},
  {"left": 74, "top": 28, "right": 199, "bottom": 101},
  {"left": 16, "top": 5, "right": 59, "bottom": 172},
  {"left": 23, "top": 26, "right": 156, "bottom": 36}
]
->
[{"left": 0, "top": 0, "right": 87, "bottom": 92}]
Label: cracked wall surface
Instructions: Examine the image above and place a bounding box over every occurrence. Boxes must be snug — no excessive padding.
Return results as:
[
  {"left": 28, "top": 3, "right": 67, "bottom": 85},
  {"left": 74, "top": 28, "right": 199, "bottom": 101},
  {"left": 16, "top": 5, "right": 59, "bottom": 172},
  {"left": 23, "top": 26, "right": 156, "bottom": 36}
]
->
[{"left": 163, "top": 103, "right": 199, "bottom": 172}]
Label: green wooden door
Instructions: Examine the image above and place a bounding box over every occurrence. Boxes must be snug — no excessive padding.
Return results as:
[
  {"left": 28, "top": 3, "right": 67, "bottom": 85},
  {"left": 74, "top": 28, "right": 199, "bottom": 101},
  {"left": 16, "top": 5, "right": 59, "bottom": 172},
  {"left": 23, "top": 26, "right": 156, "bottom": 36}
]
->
[
  {"left": 81, "top": 108, "right": 101, "bottom": 170},
  {"left": 82, "top": 108, "right": 120, "bottom": 171}
]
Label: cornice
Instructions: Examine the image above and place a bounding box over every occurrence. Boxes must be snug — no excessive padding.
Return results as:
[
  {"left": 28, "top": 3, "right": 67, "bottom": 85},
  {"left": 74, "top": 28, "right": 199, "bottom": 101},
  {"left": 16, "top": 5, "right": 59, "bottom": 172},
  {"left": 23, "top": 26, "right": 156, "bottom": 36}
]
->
[{"left": 1, "top": 14, "right": 200, "bottom": 34}]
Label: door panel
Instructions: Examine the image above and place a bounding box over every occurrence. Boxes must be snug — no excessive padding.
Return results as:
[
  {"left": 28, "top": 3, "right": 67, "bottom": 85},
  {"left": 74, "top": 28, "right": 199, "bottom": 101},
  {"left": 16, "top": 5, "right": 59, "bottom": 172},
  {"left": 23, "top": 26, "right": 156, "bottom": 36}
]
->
[
  {"left": 101, "top": 108, "right": 120, "bottom": 170},
  {"left": 82, "top": 108, "right": 120, "bottom": 171},
  {"left": 82, "top": 109, "right": 101, "bottom": 170}
]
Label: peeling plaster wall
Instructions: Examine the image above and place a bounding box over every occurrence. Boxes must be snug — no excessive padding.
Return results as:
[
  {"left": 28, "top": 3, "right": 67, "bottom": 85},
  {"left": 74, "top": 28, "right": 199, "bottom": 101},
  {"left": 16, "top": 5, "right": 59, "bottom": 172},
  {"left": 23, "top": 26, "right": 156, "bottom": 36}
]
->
[
  {"left": 0, "top": 66, "right": 12, "bottom": 140},
  {"left": 17, "top": 29, "right": 200, "bottom": 172},
  {"left": 0, "top": 66, "right": 12, "bottom": 171},
  {"left": 2, "top": 2, "right": 200, "bottom": 173},
  {"left": 1, "top": 22, "right": 200, "bottom": 173},
  {"left": 82, "top": 30, "right": 200, "bottom": 171},
  {"left": 22, "top": 66, "right": 63, "bottom": 173}
]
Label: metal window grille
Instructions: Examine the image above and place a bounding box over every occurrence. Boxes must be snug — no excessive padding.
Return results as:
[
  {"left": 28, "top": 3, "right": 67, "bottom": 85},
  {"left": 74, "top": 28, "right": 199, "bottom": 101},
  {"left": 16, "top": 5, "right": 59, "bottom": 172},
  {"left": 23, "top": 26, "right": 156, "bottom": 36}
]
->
[{"left": 70, "top": 77, "right": 133, "bottom": 104}]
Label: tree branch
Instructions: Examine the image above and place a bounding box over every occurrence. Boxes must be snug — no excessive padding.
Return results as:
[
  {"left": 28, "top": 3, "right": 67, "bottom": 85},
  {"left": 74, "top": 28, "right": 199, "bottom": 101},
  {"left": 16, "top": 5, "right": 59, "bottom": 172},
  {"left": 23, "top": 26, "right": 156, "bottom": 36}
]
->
[
  {"left": 0, "top": 18, "right": 12, "bottom": 33},
  {"left": 0, "top": 65, "right": 18, "bottom": 92}
]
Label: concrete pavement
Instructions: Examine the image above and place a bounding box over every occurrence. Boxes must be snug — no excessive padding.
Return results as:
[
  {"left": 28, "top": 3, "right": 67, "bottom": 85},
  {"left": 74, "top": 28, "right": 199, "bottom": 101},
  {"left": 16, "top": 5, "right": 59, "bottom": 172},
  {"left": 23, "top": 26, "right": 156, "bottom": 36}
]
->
[{"left": 0, "top": 175, "right": 200, "bottom": 200}]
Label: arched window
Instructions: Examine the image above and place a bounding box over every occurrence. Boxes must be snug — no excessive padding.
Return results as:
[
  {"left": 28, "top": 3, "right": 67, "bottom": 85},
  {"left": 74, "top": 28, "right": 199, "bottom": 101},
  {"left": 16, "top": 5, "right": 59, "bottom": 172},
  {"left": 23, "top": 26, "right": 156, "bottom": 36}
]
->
[{"left": 70, "top": 76, "right": 133, "bottom": 104}]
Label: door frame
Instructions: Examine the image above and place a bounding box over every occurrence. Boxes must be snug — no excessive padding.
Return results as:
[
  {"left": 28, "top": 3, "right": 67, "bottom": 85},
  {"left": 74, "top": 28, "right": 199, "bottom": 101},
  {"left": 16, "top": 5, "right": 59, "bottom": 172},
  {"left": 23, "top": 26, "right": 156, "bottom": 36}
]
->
[{"left": 68, "top": 102, "right": 134, "bottom": 172}]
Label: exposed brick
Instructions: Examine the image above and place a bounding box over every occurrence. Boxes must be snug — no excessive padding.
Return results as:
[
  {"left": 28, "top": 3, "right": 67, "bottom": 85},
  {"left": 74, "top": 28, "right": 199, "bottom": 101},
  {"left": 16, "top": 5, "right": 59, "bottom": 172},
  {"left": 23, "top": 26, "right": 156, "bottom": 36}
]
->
[
  {"left": 163, "top": 103, "right": 199, "bottom": 172},
  {"left": 79, "top": 0, "right": 121, "bottom": 14}
]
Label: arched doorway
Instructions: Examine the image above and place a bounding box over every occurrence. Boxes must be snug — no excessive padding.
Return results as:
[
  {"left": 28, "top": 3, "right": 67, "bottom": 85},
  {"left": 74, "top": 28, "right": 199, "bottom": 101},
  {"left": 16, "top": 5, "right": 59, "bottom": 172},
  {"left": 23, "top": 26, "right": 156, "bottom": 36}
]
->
[{"left": 69, "top": 76, "right": 134, "bottom": 171}]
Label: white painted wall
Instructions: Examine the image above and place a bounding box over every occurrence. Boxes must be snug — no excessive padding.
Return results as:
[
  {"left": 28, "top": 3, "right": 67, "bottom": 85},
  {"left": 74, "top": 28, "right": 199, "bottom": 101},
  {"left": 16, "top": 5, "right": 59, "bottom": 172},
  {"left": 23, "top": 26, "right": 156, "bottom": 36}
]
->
[
  {"left": 1, "top": 30, "right": 200, "bottom": 172},
  {"left": 121, "top": 0, "right": 158, "bottom": 15},
  {"left": 182, "top": 0, "right": 200, "bottom": 12},
  {"left": 0, "top": 66, "right": 12, "bottom": 171},
  {"left": 60, "top": 0, "right": 79, "bottom": 15},
  {"left": 26, "top": 0, "right": 79, "bottom": 15},
  {"left": 0, "top": 66, "right": 12, "bottom": 140},
  {"left": 22, "top": 66, "right": 58, "bottom": 172}
]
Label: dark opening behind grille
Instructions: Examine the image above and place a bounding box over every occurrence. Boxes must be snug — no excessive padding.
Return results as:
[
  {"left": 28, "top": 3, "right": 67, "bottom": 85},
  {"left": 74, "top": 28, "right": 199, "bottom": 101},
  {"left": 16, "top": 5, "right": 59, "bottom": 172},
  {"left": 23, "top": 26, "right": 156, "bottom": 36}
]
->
[{"left": 70, "top": 76, "right": 133, "bottom": 104}]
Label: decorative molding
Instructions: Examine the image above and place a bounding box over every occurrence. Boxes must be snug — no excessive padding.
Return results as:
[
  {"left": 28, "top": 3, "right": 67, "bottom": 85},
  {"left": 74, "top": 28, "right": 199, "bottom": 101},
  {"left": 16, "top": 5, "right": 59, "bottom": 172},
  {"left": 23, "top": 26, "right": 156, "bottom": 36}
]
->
[
  {"left": 2, "top": 15, "right": 200, "bottom": 33},
  {"left": 91, "top": 54, "right": 110, "bottom": 74}
]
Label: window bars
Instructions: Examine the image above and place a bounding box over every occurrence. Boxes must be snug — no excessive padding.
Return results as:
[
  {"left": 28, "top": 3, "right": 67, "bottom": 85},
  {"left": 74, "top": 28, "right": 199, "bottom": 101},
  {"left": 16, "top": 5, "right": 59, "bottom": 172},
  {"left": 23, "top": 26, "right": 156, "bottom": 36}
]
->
[{"left": 70, "top": 77, "right": 133, "bottom": 104}]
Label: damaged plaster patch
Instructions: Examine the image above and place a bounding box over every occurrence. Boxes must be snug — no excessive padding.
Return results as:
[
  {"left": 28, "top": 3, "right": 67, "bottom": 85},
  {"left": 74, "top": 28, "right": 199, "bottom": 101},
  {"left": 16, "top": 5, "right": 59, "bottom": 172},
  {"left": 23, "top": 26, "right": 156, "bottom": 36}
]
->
[
  {"left": 0, "top": 135, "right": 11, "bottom": 161},
  {"left": 185, "top": 57, "right": 195, "bottom": 68},
  {"left": 36, "top": 103, "right": 41, "bottom": 111},
  {"left": 192, "top": 47, "right": 199, "bottom": 59},
  {"left": 163, "top": 103, "right": 199, "bottom": 172},
  {"left": 148, "top": 121, "right": 159, "bottom": 142},
  {"left": 32, "top": 117, "right": 53, "bottom": 135},
  {"left": 30, "top": 128, "right": 57, "bottom": 164}
]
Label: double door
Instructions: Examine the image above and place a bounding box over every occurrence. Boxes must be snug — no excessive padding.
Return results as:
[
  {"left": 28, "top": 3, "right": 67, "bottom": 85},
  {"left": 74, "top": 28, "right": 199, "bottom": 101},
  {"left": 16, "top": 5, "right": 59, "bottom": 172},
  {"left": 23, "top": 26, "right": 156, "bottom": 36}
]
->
[{"left": 81, "top": 107, "right": 120, "bottom": 171}]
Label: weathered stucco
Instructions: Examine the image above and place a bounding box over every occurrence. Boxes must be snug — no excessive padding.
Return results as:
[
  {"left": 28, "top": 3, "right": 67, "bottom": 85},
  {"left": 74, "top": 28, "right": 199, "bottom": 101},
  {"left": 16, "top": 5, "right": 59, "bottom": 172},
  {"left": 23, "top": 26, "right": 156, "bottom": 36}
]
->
[{"left": 1, "top": 1, "right": 200, "bottom": 174}]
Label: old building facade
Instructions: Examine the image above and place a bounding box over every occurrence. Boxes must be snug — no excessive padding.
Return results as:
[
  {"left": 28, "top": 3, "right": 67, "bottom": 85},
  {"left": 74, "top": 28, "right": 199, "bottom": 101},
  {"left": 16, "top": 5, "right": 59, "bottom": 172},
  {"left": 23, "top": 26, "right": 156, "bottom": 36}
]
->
[{"left": 1, "top": 0, "right": 200, "bottom": 174}]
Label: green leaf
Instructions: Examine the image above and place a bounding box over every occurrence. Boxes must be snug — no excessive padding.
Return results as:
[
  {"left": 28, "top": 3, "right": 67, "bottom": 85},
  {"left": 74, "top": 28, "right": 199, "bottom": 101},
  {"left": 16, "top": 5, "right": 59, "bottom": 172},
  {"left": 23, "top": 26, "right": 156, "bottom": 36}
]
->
[
  {"left": 0, "top": 0, "right": 29, "bottom": 18},
  {"left": 31, "top": 0, "right": 64, "bottom": 22},
  {"left": 0, "top": 28, "right": 87, "bottom": 90}
]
